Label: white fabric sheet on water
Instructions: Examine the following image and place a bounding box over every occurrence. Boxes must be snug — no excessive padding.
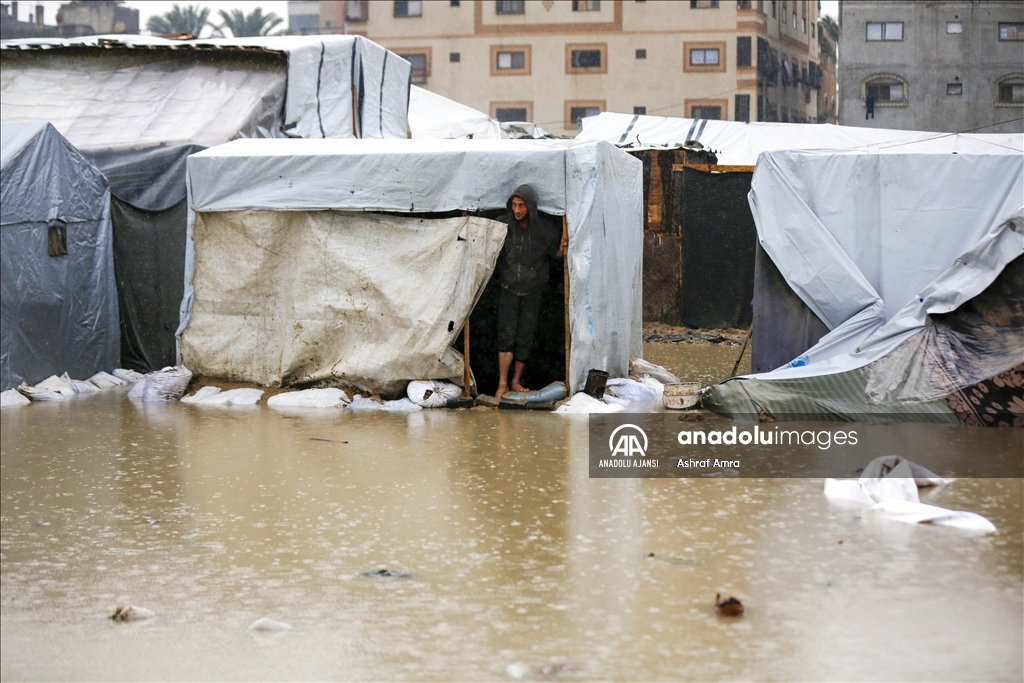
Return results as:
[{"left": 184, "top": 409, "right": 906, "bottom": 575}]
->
[
  {"left": 824, "top": 455, "right": 996, "bottom": 534},
  {"left": 181, "top": 386, "right": 264, "bottom": 405},
  {"left": 267, "top": 388, "right": 349, "bottom": 409},
  {"left": 181, "top": 212, "right": 505, "bottom": 394},
  {"left": 554, "top": 392, "right": 624, "bottom": 414}
]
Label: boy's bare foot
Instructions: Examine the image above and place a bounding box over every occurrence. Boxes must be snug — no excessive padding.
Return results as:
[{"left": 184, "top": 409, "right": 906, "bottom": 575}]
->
[
  {"left": 495, "top": 384, "right": 508, "bottom": 401},
  {"left": 510, "top": 383, "right": 529, "bottom": 393}
]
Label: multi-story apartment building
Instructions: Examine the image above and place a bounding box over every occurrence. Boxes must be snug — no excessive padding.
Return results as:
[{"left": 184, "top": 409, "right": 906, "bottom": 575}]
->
[
  {"left": 288, "top": 0, "right": 822, "bottom": 133},
  {"left": 838, "top": 1, "right": 1024, "bottom": 133}
]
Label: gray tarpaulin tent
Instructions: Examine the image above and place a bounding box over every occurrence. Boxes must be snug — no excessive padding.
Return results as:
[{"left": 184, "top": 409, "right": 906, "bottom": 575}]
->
[
  {"left": 0, "top": 122, "right": 119, "bottom": 390},
  {"left": 704, "top": 148, "right": 1024, "bottom": 424},
  {"left": 180, "top": 138, "right": 643, "bottom": 396},
  {"left": 0, "top": 34, "right": 411, "bottom": 372}
]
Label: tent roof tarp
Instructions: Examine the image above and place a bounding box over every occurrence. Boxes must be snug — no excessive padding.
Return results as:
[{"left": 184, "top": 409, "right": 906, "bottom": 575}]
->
[
  {"left": 577, "top": 111, "right": 1024, "bottom": 166},
  {"left": 0, "top": 34, "right": 411, "bottom": 150},
  {"left": 408, "top": 86, "right": 502, "bottom": 140},
  {"left": 182, "top": 138, "right": 644, "bottom": 391}
]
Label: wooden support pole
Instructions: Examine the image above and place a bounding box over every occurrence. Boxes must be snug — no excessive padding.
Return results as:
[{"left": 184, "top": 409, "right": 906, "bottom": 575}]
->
[
  {"left": 463, "top": 319, "right": 472, "bottom": 398},
  {"left": 563, "top": 216, "right": 571, "bottom": 392}
]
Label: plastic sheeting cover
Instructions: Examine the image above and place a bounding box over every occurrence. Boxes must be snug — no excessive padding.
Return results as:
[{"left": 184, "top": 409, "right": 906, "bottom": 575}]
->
[
  {"left": 180, "top": 212, "right": 506, "bottom": 396},
  {"left": 408, "top": 86, "right": 502, "bottom": 140},
  {"left": 0, "top": 121, "right": 120, "bottom": 390}
]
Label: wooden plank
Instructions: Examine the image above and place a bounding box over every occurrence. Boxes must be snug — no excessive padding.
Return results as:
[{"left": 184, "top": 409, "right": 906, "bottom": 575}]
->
[
  {"left": 563, "top": 216, "right": 571, "bottom": 392},
  {"left": 462, "top": 319, "right": 471, "bottom": 398},
  {"left": 672, "top": 163, "right": 756, "bottom": 173}
]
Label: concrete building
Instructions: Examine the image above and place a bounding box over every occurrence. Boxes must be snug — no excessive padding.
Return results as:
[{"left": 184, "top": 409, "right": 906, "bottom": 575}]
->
[
  {"left": 288, "top": 0, "right": 822, "bottom": 133},
  {"left": 1, "top": 3, "right": 58, "bottom": 39},
  {"left": 55, "top": 1, "right": 139, "bottom": 38},
  {"left": 838, "top": 1, "right": 1024, "bottom": 133}
]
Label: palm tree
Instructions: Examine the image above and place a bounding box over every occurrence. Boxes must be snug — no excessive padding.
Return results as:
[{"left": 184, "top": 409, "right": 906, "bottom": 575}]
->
[
  {"left": 146, "top": 4, "right": 212, "bottom": 37},
  {"left": 216, "top": 8, "right": 285, "bottom": 38}
]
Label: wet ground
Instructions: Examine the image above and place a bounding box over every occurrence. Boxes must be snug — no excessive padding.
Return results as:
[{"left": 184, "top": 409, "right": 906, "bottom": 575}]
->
[{"left": 2, "top": 343, "right": 1021, "bottom": 682}]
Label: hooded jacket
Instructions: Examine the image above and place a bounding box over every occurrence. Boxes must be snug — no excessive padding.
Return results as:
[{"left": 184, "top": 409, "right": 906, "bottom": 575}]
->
[{"left": 497, "top": 185, "right": 563, "bottom": 296}]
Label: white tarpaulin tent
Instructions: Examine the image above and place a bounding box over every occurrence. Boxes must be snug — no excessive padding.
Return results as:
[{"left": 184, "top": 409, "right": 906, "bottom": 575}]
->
[
  {"left": 1, "top": 34, "right": 412, "bottom": 372},
  {"left": 704, "top": 148, "right": 1024, "bottom": 421},
  {"left": 1, "top": 122, "right": 119, "bottom": 390},
  {"left": 408, "top": 86, "right": 502, "bottom": 140},
  {"left": 577, "top": 111, "right": 1024, "bottom": 166},
  {"left": 181, "top": 138, "right": 643, "bottom": 395}
]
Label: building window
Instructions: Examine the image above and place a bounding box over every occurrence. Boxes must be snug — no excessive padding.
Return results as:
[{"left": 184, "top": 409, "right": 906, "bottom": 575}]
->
[
  {"left": 495, "top": 107, "right": 527, "bottom": 122},
  {"left": 946, "top": 21, "right": 962, "bottom": 34},
  {"left": 863, "top": 74, "right": 908, "bottom": 107},
  {"left": 346, "top": 0, "right": 369, "bottom": 21},
  {"left": 496, "top": 0, "right": 525, "bottom": 15},
  {"left": 811, "top": 22, "right": 815, "bottom": 37},
  {"left": 566, "top": 44, "right": 607, "bottom": 74},
  {"left": 397, "top": 51, "right": 430, "bottom": 83},
  {"left": 690, "top": 0, "right": 719, "bottom": 8},
  {"left": 636, "top": 48, "right": 647, "bottom": 59},
  {"left": 802, "top": 16, "right": 806, "bottom": 33},
  {"left": 735, "top": 94, "right": 750, "bottom": 122},
  {"left": 866, "top": 22, "right": 903, "bottom": 41},
  {"left": 946, "top": 82, "right": 962, "bottom": 96},
  {"left": 692, "top": 105, "right": 722, "bottom": 119},
  {"left": 998, "top": 23, "right": 1024, "bottom": 41},
  {"left": 737, "top": 36, "right": 751, "bottom": 66},
  {"left": 491, "top": 45, "right": 531, "bottom": 75},
  {"left": 450, "top": 52, "right": 461, "bottom": 62},
  {"left": 737, "top": 0, "right": 752, "bottom": 8},
  {"left": 451, "top": 0, "right": 460, "bottom": 5},
  {"left": 634, "top": 106, "right": 646, "bottom": 115},
  {"left": 573, "top": 0, "right": 600, "bottom": 10},
  {"left": 771, "top": 0, "right": 775, "bottom": 18},
  {"left": 792, "top": 11, "right": 797, "bottom": 29},
  {"left": 394, "top": 1, "right": 422, "bottom": 17},
  {"left": 565, "top": 100, "right": 605, "bottom": 130},
  {"left": 996, "top": 75, "right": 1024, "bottom": 105},
  {"left": 690, "top": 47, "right": 720, "bottom": 66}
]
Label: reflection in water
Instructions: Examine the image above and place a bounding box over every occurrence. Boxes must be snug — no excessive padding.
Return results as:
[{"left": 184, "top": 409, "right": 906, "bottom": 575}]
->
[{"left": 1, "top": 344, "right": 1021, "bottom": 681}]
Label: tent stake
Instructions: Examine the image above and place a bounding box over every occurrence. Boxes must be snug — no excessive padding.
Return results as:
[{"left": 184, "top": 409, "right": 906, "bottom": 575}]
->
[{"left": 731, "top": 325, "right": 753, "bottom": 377}]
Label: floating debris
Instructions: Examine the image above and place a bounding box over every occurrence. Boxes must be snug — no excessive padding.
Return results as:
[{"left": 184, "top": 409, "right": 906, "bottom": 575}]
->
[
  {"left": 715, "top": 593, "right": 744, "bottom": 617},
  {"left": 309, "top": 437, "right": 348, "bottom": 444},
  {"left": 109, "top": 605, "right": 155, "bottom": 622},
  {"left": 645, "top": 331, "right": 739, "bottom": 345},
  {"left": 361, "top": 568, "right": 413, "bottom": 579},
  {"left": 247, "top": 617, "right": 293, "bottom": 632}
]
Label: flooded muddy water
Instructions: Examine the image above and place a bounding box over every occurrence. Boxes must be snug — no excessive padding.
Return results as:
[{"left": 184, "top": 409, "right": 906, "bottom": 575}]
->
[{"left": 2, "top": 343, "right": 1021, "bottom": 681}]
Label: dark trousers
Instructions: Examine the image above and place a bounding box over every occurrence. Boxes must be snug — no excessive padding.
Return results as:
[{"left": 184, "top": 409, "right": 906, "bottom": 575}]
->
[{"left": 497, "top": 287, "right": 544, "bottom": 363}]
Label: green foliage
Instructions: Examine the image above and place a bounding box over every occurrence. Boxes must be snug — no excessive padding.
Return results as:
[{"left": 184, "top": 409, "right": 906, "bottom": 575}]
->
[
  {"left": 216, "top": 8, "right": 285, "bottom": 38},
  {"left": 145, "top": 4, "right": 212, "bottom": 37}
]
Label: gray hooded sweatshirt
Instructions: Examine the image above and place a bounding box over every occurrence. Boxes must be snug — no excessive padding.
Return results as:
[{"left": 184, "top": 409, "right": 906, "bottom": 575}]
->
[{"left": 497, "top": 185, "right": 562, "bottom": 296}]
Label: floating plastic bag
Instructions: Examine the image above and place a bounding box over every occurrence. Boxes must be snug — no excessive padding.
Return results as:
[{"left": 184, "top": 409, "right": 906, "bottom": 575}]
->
[
  {"left": 182, "top": 386, "right": 264, "bottom": 405},
  {"left": 35, "top": 375, "right": 76, "bottom": 397},
  {"left": 267, "top": 388, "right": 349, "bottom": 409},
  {"left": 112, "top": 368, "right": 144, "bottom": 383},
  {"left": 87, "top": 371, "right": 124, "bottom": 390},
  {"left": 407, "top": 380, "right": 462, "bottom": 408},
  {"left": 1, "top": 388, "right": 31, "bottom": 407},
  {"left": 605, "top": 377, "right": 660, "bottom": 403},
  {"left": 16, "top": 382, "right": 64, "bottom": 402},
  {"left": 60, "top": 373, "right": 100, "bottom": 395},
  {"left": 628, "top": 358, "right": 680, "bottom": 385},
  {"left": 554, "top": 392, "right": 624, "bottom": 414},
  {"left": 128, "top": 366, "right": 193, "bottom": 402}
]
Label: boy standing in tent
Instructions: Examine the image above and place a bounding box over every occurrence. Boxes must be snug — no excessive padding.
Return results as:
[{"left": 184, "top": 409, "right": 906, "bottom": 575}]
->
[{"left": 495, "top": 185, "right": 567, "bottom": 401}]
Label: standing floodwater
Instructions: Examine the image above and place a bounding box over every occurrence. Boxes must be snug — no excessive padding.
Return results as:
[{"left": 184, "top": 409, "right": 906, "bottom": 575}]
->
[{"left": 2, "top": 344, "right": 1021, "bottom": 681}]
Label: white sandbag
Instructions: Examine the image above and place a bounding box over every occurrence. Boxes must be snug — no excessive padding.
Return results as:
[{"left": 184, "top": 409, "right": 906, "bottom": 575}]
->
[
  {"left": 60, "top": 373, "right": 100, "bottom": 395},
  {"left": 16, "top": 382, "right": 64, "bottom": 402},
  {"left": 602, "top": 393, "right": 631, "bottom": 407},
  {"left": 112, "top": 368, "right": 144, "bottom": 383},
  {"left": 87, "top": 371, "right": 124, "bottom": 389},
  {"left": 1, "top": 388, "right": 31, "bottom": 407},
  {"left": 182, "top": 386, "right": 264, "bottom": 405},
  {"left": 128, "top": 366, "right": 192, "bottom": 402},
  {"left": 407, "top": 380, "right": 462, "bottom": 408},
  {"left": 267, "top": 388, "right": 349, "bottom": 409},
  {"left": 628, "top": 358, "right": 680, "bottom": 385},
  {"left": 605, "top": 377, "right": 660, "bottom": 403},
  {"left": 554, "top": 392, "right": 624, "bottom": 414},
  {"left": 349, "top": 395, "right": 423, "bottom": 412},
  {"left": 35, "top": 375, "right": 76, "bottom": 397}
]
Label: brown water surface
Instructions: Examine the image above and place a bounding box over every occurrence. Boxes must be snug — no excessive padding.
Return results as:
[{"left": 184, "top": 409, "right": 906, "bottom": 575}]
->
[{"left": 1, "top": 344, "right": 1021, "bottom": 681}]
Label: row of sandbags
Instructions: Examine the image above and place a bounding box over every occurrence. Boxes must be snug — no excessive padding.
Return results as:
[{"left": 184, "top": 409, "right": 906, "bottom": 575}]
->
[{"left": 1, "top": 367, "right": 147, "bottom": 406}]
